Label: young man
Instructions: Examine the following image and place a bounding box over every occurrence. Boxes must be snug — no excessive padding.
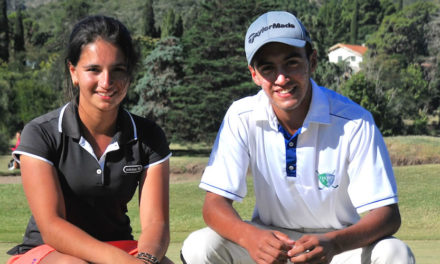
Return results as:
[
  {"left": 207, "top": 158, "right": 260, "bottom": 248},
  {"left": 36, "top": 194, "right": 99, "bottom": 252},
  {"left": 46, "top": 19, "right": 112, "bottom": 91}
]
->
[{"left": 181, "top": 11, "right": 414, "bottom": 264}]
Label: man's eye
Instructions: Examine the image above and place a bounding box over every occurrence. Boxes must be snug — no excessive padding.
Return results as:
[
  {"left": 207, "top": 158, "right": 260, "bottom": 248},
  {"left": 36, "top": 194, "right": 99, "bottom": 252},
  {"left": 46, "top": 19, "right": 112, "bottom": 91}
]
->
[
  {"left": 287, "top": 60, "right": 299, "bottom": 67},
  {"left": 260, "top": 66, "right": 274, "bottom": 73},
  {"left": 87, "top": 68, "right": 100, "bottom": 72}
]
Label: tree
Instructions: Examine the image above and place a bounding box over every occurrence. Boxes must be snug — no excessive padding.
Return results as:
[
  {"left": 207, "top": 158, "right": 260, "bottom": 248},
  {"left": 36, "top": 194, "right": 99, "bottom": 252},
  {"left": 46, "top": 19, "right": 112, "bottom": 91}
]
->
[
  {"left": 175, "top": 14, "right": 183, "bottom": 38},
  {"left": 168, "top": 0, "right": 273, "bottom": 142},
  {"left": 63, "top": 0, "right": 90, "bottom": 23},
  {"left": 399, "top": 64, "right": 430, "bottom": 134},
  {"left": 350, "top": 0, "right": 359, "bottom": 44},
  {"left": 316, "top": 0, "right": 347, "bottom": 51},
  {"left": 355, "top": 0, "right": 385, "bottom": 41},
  {"left": 132, "top": 37, "right": 183, "bottom": 129},
  {"left": 0, "top": 0, "right": 9, "bottom": 62},
  {"left": 161, "top": 9, "right": 176, "bottom": 38},
  {"left": 14, "top": 8, "right": 25, "bottom": 53},
  {"left": 424, "top": 9, "right": 440, "bottom": 118},
  {"left": 315, "top": 0, "right": 395, "bottom": 51},
  {"left": 57, "top": 0, "right": 90, "bottom": 45},
  {"left": 313, "top": 60, "right": 347, "bottom": 92},
  {"left": 143, "top": 0, "right": 157, "bottom": 37},
  {"left": 125, "top": 35, "right": 158, "bottom": 110},
  {"left": 400, "top": 64, "right": 429, "bottom": 118},
  {"left": 160, "top": 9, "right": 184, "bottom": 38},
  {"left": 367, "top": 1, "right": 436, "bottom": 63},
  {"left": 360, "top": 1, "right": 439, "bottom": 135},
  {"left": 340, "top": 72, "right": 403, "bottom": 135},
  {"left": 15, "top": 76, "right": 57, "bottom": 125},
  {"left": 0, "top": 63, "right": 15, "bottom": 153}
]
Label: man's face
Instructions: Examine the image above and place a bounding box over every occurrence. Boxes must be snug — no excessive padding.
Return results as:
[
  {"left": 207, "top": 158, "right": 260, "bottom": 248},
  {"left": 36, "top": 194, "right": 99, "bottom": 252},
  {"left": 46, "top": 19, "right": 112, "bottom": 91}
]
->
[{"left": 249, "top": 42, "right": 317, "bottom": 117}]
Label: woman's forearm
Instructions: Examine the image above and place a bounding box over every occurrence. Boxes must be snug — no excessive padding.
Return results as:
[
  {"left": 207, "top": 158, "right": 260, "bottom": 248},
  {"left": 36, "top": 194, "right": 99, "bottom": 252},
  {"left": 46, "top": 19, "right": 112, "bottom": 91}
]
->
[
  {"left": 39, "top": 216, "right": 140, "bottom": 264},
  {"left": 138, "top": 222, "right": 170, "bottom": 260}
]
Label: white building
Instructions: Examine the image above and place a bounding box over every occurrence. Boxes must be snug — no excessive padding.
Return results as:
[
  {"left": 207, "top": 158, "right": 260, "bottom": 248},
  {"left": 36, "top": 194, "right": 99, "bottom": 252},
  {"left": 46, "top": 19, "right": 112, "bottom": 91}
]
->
[{"left": 328, "top": 43, "right": 368, "bottom": 73}]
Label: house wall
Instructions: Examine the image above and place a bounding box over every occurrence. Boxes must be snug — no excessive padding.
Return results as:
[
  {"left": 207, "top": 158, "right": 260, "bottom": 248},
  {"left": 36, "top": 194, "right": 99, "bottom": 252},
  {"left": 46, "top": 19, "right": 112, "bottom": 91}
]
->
[{"left": 328, "top": 48, "right": 362, "bottom": 72}]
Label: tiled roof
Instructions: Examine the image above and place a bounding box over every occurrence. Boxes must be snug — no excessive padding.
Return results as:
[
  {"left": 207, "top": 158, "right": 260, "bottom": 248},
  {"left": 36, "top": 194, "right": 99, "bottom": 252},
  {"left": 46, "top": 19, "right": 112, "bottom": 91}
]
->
[{"left": 328, "top": 43, "right": 368, "bottom": 56}]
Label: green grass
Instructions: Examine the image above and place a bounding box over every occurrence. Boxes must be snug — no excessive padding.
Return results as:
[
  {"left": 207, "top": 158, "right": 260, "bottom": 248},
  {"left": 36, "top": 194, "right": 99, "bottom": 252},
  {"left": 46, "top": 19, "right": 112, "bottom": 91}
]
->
[
  {"left": 1, "top": 164, "right": 440, "bottom": 263},
  {"left": 394, "top": 165, "right": 440, "bottom": 240}
]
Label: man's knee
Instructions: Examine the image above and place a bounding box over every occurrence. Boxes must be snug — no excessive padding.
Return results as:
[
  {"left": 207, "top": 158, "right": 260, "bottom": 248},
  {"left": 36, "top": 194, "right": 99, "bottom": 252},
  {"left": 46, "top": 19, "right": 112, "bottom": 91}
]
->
[
  {"left": 371, "top": 237, "right": 415, "bottom": 264},
  {"left": 181, "top": 227, "right": 226, "bottom": 263}
]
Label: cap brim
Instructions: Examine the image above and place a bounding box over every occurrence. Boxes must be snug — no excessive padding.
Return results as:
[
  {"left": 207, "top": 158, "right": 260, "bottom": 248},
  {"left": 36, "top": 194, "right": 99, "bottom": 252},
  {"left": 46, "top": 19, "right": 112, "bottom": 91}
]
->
[{"left": 247, "top": 38, "right": 307, "bottom": 65}]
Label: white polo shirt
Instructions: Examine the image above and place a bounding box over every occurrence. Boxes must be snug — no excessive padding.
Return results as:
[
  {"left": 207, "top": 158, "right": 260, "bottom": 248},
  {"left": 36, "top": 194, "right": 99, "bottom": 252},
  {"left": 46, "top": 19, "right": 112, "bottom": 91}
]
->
[{"left": 200, "top": 79, "right": 398, "bottom": 230}]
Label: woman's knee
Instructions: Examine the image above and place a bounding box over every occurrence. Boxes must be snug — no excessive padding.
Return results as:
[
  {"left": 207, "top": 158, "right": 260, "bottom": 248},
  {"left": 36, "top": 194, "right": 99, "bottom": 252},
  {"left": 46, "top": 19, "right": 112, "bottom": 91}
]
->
[{"left": 40, "top": 251, "right": 88, "bottom": 264}]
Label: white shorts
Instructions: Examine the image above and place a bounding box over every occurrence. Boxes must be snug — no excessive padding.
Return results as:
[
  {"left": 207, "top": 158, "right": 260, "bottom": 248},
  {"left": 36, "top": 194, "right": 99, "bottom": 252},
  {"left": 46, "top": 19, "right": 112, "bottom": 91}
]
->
[{"left": 181, "top": 221, "right": 415, "bottom": 264}]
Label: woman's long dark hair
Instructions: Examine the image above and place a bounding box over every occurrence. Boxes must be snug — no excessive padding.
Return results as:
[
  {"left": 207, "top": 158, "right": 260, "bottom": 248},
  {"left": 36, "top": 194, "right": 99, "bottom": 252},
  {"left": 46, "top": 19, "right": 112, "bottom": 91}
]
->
[{"left": 64, "top": 15, "right": 138, "bottom": 101}]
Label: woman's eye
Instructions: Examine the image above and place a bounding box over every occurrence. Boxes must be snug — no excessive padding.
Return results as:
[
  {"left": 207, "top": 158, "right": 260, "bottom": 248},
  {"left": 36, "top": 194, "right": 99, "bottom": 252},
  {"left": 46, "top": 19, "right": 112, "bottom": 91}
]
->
[
  {"left": 115, "top": 67, "right": 127, "bottom": 73},
  {"left": 113, "top": 68, "right": 128, "bottom": 78},
  {"left": 87, "top": 67, "right": 100, "bottom": 72}
]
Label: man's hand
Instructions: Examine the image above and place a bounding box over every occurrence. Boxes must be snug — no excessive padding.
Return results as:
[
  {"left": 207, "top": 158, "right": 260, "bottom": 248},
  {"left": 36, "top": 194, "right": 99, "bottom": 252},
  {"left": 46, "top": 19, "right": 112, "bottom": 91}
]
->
[
  {"left": 287, "top": 234, "right": 339, "bottom": 264},
  {"left": 285, "top": 204, "right": 402, "bottom": 263},
  {"left": 203, "top": 192, "right": 294, "bottom": 263},
  {"left": 241, "top": 227, "right": 295, "bottom": 264}
]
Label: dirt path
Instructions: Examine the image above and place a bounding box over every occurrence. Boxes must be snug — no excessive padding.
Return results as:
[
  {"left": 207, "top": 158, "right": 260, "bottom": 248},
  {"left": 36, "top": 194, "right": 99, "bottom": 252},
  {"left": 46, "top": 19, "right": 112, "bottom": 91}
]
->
[{"left": 0, "top": 176, "right": 21, "bottom": 184}]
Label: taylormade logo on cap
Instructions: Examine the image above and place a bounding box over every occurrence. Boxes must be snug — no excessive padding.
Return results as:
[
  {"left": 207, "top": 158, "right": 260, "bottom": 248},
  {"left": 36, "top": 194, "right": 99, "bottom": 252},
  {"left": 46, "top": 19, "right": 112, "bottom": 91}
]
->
[
  {"left": 248, "top": 23, "right": 296, "bottom": 44},
  {"left": 245, "top": 11, "right": 312, "bottom": 65}
]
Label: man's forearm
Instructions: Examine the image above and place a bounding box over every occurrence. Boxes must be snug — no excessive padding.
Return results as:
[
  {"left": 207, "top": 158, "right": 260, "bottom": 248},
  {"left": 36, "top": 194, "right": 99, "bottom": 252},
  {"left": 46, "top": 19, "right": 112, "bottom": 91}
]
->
[
  {"left": 325, "top": 204, "right": 401, "bottom": 254},
  {"left": 202, "top": 191, "right": 254, "bottom": 246}
]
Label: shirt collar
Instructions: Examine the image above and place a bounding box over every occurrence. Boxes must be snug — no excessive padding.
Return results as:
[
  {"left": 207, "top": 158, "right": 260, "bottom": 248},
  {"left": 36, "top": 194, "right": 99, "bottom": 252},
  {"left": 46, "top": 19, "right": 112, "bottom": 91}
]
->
[
  {"left": 252, "top": 78, "right": 331, "bottom": 131},
  {"left": 252, "top": 89, "right": 278, "bottom": 130},
  {"left": 58, "top": 101, "right": 137, "bottom": 144},
  {"left": 303, "top": 78, "right": 331, "bottom": 128}
]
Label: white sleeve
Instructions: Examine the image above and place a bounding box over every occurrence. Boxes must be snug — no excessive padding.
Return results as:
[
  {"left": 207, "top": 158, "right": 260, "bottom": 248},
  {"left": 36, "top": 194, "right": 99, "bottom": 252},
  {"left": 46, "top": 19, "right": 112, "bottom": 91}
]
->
[
  {"left": 199, "top": 105, "right": 250, "bottom": 202},
  {"left": 347, "top": 113, "right": 398, "bottom": 213}
]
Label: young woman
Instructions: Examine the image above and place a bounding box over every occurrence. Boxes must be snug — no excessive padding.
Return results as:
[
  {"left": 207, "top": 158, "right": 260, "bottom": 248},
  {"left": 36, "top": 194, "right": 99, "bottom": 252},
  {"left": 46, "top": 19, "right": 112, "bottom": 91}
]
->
[{"left": 7, "top": 15, "right": 173, "bottom": 264}]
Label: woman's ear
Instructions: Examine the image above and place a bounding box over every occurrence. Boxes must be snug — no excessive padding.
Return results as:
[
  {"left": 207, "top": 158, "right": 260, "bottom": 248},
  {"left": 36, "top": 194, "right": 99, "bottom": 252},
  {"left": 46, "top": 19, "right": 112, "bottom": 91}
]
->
[{"left": 68, "top": 62, "right": 78, "bottom": 86}]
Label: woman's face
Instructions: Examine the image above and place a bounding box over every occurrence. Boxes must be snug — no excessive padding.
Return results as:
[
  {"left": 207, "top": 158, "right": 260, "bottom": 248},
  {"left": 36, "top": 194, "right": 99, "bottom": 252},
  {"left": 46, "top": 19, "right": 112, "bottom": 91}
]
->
[{"left": 69, "top": 38, "right": 129, "bottom": 114}]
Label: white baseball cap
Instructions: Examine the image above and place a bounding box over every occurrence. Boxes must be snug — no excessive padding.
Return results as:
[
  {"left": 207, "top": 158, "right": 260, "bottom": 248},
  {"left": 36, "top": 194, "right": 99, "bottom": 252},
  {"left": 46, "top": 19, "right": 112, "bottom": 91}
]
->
[{"left": 245, "top": 11, "right": 312, "bottom": 65}]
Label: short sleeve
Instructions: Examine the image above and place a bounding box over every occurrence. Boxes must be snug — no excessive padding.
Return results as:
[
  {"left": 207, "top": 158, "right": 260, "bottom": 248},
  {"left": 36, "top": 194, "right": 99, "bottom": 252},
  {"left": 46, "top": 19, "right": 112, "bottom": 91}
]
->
[
  {"left": 13, "top": 120, "right": 58, "bottom": 166},
  {"left": 347, "top": 114, "right": 398, "bottom": 213},
  {"left": 136, "top": 117, "right": 171, "bottom": 168},
  {"left": 199, "top": 105, "right": 250, "bottom": 202}
]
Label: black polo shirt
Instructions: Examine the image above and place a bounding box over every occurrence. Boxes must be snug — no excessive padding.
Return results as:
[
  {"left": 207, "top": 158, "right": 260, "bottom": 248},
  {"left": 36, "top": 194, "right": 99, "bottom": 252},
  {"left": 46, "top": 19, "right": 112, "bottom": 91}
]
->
[{"left": 8, "top": 102, "right": 171, "bottom": 254}]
